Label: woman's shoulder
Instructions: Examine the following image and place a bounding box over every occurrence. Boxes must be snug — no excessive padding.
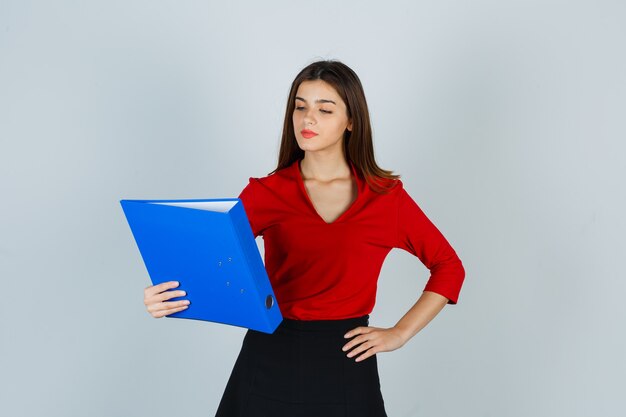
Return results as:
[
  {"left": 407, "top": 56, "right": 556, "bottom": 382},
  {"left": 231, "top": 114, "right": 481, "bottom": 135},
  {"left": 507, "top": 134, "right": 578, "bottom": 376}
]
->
[{"left": 243, "top": 163, "right": 296, "bottom": 193}]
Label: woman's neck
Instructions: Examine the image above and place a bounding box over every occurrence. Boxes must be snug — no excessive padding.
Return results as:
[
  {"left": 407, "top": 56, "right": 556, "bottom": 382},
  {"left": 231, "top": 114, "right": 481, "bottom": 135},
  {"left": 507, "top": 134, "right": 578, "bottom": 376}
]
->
[{"left": 300, "top": 153, "right": 351, "bottom": 182}]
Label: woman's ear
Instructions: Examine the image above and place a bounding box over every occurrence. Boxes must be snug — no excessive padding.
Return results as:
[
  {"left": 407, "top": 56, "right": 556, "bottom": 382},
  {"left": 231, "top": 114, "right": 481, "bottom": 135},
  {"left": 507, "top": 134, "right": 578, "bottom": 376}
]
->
[{"left": 347, "top": 120, "right": 352, "bottom": 132}]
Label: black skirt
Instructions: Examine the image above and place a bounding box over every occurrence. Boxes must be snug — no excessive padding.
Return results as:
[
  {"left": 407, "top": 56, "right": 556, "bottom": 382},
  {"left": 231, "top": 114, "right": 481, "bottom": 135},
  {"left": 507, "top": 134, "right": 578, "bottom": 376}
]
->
[{"left": 215, "top": 315, "right": 388, "bottom": 417}]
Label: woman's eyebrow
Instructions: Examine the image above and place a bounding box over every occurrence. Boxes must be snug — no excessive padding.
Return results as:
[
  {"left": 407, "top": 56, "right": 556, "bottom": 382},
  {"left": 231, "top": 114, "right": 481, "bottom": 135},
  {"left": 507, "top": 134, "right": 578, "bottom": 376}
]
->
[{"left": 295, "top": 96, "right": 336, "bottom": 105}]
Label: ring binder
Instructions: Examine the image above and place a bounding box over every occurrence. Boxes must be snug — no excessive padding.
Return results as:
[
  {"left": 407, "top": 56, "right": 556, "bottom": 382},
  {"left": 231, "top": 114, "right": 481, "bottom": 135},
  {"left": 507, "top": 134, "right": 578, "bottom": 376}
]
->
[{"left": 120, "top": 198, "right": 283, "bottom": 334}]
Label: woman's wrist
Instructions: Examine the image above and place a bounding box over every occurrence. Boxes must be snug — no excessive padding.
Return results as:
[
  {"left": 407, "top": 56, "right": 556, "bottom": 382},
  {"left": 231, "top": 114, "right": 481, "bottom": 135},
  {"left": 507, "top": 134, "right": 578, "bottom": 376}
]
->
[
  {"left": 392, "top": 291, "right": 449, "bottom": 344},
  {"left": 392, "top": 324, "right": 415, "bottom": 345}
]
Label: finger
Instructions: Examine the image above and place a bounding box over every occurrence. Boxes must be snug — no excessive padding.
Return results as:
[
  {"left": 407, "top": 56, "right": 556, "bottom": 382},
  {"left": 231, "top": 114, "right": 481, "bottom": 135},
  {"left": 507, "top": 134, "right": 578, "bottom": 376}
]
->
[
  {"left": 156, "top": 289, "right": 187, "bottom": 303},
  {"left": 346, "top": 340, "right": 374, "bottom": 358},
  {"left": 343, "top": 327, "right": 360, "bottom": 339},
  {"left": 145, "top": 280, "right": 180, "bottom": 298},
  {"left": 147, "top": 299, "right": 190, "bottom": 314},
  {"left": 355, "top": 346, "right": 379, "bottom": 362},
  {"left": 343, "top": 330, "right": 379, "bottom": 352},
  {"left": 342, "top": 335, "right": 365, "bottom": 352},
  {"left": 344, "top": 326, "right": 372, "bottom": 339},
  {"left": 154, "top": 305, "right": 189, "bottom": 318},
  {"left": 144, "top": 288, "right": 186, "bottom": 306}
]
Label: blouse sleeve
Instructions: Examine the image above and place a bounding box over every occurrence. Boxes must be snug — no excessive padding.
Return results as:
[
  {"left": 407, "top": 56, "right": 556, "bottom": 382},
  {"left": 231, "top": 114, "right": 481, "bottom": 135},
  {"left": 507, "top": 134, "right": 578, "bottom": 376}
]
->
[
  {"left": 395, "top": 184, "right": 465, "bottom": 304},
  {"left": 237, "top": 177, "right": 262, "bottom": 238}
]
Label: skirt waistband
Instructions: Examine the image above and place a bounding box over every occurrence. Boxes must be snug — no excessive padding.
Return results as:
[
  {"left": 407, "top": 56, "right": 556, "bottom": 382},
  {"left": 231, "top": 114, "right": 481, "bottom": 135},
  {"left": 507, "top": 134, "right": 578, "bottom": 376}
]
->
[{"left": 278, "top": 315, "right": 369, "bottom": 332}]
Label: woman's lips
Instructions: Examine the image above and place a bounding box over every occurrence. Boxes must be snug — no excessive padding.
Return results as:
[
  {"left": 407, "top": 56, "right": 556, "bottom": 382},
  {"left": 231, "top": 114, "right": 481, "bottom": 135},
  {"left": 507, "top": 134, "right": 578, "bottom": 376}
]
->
[{"left": 301, "top": 129, "right": 318, "bottom": 139}]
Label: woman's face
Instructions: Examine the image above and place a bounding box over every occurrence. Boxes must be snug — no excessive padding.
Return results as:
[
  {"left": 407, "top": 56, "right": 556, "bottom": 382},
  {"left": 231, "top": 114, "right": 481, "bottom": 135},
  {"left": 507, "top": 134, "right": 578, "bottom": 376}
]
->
[{"left": 292, "top": 79, "right": 352, "bottom": 155}]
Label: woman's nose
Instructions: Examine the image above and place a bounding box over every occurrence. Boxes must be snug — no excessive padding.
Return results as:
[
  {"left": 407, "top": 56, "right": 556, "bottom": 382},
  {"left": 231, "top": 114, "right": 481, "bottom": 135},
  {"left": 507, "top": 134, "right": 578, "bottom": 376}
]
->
[{"left": 303, "top": 109, "right": 316, "bottom": 125}]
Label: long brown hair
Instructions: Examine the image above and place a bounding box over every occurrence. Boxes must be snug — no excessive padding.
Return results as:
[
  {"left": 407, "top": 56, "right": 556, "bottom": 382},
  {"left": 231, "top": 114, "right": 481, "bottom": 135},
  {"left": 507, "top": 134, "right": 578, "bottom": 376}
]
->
[{"left": 268, "top": 59, "right": 400, "bottom": 194}]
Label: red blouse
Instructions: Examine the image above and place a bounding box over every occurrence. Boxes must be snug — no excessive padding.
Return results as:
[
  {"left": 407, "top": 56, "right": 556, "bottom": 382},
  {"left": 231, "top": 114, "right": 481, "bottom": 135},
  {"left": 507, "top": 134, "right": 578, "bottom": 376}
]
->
[{"left": 237, "top": 158, "right": 465, "bottom": 320}]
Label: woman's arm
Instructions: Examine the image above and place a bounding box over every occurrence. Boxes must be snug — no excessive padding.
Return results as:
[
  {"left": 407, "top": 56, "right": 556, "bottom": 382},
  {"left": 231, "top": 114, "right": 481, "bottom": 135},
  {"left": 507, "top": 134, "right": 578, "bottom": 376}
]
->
[{"left": 342, "top": 291, "right": 449, "bottom": 362}]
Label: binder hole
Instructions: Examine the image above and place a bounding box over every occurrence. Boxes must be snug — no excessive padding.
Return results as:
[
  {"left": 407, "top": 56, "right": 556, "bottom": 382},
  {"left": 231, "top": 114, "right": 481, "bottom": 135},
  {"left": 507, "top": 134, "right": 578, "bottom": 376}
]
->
[
  {"left": 240, "top": 289, "right": 245, "bottom": 294},
  {"left": 218, "top": 261, "right": 222, "bottom": 267},
  {"left": 228, "top": 257, "right": 232, "bottom": 262},
  {"left": 265, "top": 295, "right": 274, "bottom": 309},
  {"left": 226, "top": 281, "right": 230, "bottom": 286}
]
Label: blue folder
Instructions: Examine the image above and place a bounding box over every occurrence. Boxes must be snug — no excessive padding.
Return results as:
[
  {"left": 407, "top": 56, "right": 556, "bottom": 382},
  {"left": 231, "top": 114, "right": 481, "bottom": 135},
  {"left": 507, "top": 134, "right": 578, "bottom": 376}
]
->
[{"left": 120, "top": 198, "right": 283, "bottom": 334}]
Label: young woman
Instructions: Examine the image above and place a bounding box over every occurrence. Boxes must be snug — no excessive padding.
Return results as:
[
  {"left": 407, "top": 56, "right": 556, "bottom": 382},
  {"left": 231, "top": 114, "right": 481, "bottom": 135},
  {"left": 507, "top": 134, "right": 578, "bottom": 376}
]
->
[{"left": 142, "top": 59, "right": 466, "bottom": 416}]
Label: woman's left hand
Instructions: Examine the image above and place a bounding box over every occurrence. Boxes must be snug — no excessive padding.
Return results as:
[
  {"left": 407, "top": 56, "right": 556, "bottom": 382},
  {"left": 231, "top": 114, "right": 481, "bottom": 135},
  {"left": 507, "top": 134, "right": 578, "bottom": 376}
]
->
[{"left": 342, "top": 326, "right": 408, "bottom": 362}]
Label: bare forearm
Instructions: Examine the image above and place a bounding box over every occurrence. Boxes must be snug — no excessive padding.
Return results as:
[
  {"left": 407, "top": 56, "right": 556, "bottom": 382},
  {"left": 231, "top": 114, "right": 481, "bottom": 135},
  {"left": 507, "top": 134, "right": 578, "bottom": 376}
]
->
[
  {"left": 342, "top": 291, "right": 449, "bottom": 361},
  {"left": 393, "top": 290, "right": 449, "bottom": 344}
]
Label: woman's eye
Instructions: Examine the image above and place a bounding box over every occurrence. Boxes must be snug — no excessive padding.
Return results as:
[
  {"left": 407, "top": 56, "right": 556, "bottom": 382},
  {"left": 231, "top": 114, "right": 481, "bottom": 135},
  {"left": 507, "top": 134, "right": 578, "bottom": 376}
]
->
[{"left": 294, "top": 106, "right": 332, "bottom": 114}]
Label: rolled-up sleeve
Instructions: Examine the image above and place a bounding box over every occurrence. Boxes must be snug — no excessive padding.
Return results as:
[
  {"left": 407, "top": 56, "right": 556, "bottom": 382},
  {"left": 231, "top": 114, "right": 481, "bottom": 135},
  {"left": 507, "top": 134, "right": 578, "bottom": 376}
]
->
[{"left": 395, "top": 185, "right": 465, "bottom": 304}]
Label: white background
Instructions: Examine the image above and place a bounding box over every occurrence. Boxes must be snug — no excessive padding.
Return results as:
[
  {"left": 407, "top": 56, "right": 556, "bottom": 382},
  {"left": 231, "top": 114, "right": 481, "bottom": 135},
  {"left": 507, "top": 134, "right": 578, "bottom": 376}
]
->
[{"left": 1, "top": 1, "right": 624, "bottom": 416}]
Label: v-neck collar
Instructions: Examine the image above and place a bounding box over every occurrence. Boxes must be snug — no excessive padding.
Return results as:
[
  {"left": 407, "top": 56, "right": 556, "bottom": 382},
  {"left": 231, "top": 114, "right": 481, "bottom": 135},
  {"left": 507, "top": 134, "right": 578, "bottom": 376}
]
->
[{"left": 293, "top": 158, "right": 363, "bottom": 225}]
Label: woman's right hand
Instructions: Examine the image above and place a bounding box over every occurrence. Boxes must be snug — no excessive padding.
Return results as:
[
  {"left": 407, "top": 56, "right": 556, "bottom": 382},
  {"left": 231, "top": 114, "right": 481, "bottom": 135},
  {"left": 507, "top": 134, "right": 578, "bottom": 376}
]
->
[{"left": 144, "top": 280, "right": 190, "bottom": 318}]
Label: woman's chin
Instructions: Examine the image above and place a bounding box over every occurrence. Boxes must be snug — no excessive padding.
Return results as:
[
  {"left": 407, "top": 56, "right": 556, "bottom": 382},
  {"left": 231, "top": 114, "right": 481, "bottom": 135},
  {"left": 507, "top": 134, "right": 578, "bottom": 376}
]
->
[{"left": 296, "top": 139, "right": 343, "bottom": 154}]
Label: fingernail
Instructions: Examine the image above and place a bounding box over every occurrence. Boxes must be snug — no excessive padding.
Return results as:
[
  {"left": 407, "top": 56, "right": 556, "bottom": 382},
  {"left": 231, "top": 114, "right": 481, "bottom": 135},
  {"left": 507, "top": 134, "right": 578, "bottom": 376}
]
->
[{"left": 183, "top": 300, "right": 190, "bottom": 305}]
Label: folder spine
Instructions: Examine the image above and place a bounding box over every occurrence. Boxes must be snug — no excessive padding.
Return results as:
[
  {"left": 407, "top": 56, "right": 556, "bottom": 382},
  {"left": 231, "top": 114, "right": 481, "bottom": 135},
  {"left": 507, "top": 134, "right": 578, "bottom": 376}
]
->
[{"left": 230, "top": 200, "right": 282, "bottom": 329}]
